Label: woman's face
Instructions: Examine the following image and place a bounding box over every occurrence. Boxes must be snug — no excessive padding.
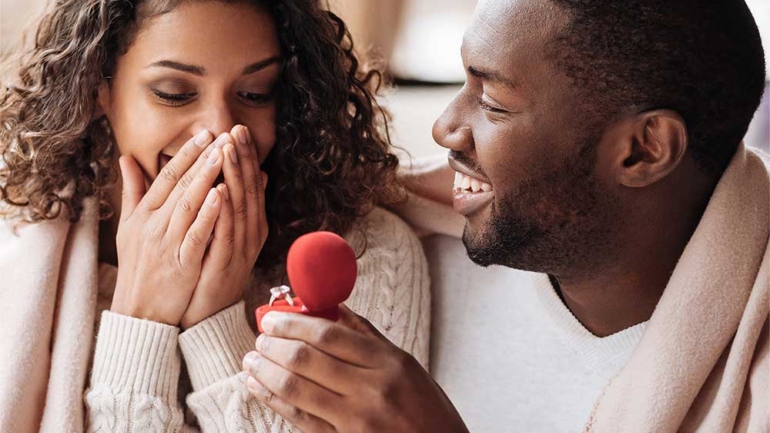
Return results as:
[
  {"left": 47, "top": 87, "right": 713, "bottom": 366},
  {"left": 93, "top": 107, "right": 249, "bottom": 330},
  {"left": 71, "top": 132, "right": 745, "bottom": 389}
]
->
[{"left": 99, "top": 0, "right": 281, "bottom": 184}]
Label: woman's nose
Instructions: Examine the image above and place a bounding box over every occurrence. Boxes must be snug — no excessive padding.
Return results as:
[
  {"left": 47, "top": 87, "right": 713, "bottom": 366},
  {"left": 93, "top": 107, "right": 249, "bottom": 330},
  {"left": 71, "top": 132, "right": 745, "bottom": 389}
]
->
[
  {"left": 432, "top": 92, "right": 474, "bottom": 153},
  {"left": 198, "top": 101, "right": 238, "bottom": 137}
]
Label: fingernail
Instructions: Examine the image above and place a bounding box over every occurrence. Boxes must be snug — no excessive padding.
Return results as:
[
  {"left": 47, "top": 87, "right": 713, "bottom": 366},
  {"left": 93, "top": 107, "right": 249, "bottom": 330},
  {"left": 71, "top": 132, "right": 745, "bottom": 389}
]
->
[
  {"left": 243, "top": 351, "right": 259, "bottom": 370},
  {"left": 205, "top": 188, "right": 218, "bottom": 205},
  {"left": 225, "top": 144, "right": 238, "bottom": 164},
  {"left": 213, "top": 134, "right": 229, "bottom": 149},
  {"left": 261, "top": 312, "right": 278, "bottom": 333},
  {"left": 207, "top": 149, "right": 221, "bottom": 166},
  {"left": 219, "top": 184, "right": 229, "bottom": 201},
  {"left": 238, "top": 127, "right": 249, "bottom": 145},
  {"left": 194, "top": 130, "right": 212, "bottom": 147},
  {"left": 255, "top": 334, "right": 265, "bottom": 351},
  {"left": 260, "top": 171, "right": 268, "bottom": 188},
  {"left": 246, "top": 376, "right": 261, "bottom": 392}
]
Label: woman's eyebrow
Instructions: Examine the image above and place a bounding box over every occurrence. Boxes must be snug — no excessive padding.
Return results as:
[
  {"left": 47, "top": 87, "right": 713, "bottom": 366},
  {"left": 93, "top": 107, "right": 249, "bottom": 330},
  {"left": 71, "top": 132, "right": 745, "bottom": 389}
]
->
[
  {"left": 145, "top": 56, "right": 282, "bottom": 76},
  {"left": 147, "top": 60, "right": 205, "bottom": 75},
  {"left": 242, "top": 56, "right": 282, "bottom": 75}
]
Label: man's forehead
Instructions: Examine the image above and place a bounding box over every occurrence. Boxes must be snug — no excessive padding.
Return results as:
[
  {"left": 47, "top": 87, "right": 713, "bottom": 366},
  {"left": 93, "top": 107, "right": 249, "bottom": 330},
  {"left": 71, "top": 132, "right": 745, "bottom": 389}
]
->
[
  {"left": 463, "top": 0, "right": 566, "bottom": 72},
  {"left": 469, "top": 0, "right": 564, "bottom": 45}
]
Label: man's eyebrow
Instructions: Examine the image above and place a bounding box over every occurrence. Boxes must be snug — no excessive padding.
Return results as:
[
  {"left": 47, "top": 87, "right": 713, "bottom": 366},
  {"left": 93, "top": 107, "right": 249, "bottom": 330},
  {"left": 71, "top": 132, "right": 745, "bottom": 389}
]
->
[
  {"left": 146, "top": 56, "right": 282, "bottom": 76},
  {"left": 468, "top": 65, "right": 517, "bottom": 89}
]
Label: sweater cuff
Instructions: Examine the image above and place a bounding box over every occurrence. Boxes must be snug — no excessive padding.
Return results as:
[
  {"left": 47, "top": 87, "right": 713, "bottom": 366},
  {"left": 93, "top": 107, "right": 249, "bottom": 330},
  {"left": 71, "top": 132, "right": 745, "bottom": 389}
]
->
[
  {"left": 178, "top": 301, "right": 256, "bottom": 390},
  {"left": 90, "top": 310, "right": 181, "bottom": 402}
]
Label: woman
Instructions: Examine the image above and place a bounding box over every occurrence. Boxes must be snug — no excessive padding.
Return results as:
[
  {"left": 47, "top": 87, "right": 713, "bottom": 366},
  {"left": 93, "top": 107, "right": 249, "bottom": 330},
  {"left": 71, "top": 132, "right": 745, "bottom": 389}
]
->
[{"left": 0, "top": 0, "right": 430, "bottom": 431}]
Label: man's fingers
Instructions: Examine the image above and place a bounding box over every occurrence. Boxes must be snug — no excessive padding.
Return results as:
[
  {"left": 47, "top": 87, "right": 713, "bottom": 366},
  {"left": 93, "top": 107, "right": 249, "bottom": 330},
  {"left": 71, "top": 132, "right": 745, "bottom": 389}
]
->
[
  {"left": 179, "top": 188, "right": 220, "bottom": 266},
  {"left": 337, "top": 304, "right": 387, "bottom": 339},
  {"left": 118, "top": 155, "right": 146, "bottom": 221},
  {"left": 143, "top": 129, "right": 213, "bottom": 209},
  {"left": 256, "top": 334, "right": 365, "bottom": 395},
  {"left": 243, "top": 352, "right": 343, "bottom": 427},
  {"left": 260, "top": 313, "right": 384, "bottom": 368},
  {"left": 245, "top": 376, "right": 336, "bottom": 433}
]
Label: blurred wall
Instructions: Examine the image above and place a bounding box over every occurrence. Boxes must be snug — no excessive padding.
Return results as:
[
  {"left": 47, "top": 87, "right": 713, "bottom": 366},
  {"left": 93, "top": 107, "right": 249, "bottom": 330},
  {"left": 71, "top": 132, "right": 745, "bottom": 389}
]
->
[{"left": 0, "top": 0, "right": 47, "bottom": 56}]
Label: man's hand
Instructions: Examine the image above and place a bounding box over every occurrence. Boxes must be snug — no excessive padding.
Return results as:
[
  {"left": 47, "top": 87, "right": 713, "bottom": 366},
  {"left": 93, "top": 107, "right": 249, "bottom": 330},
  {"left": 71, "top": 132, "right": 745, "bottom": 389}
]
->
[{"left": 242, "top": 306, "right": 469, "bottom": 433}]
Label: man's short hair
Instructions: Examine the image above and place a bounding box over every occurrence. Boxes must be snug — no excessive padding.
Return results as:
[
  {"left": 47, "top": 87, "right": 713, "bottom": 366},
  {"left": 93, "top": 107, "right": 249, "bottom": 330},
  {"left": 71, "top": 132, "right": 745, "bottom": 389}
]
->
[{"left": 549, "top": 0, "right": 766, "bottom": 175}]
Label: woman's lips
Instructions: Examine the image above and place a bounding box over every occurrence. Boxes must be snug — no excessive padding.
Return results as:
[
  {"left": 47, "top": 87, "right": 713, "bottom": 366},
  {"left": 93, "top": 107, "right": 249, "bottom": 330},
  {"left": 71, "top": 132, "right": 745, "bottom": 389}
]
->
[{"left": 452, "top": 171, "right": 494, "bottom": 216}]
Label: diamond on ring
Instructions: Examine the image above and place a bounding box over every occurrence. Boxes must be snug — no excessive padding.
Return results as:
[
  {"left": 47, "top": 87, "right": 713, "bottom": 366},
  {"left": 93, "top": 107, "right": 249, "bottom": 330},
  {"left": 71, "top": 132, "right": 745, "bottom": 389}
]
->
[{"left": 269, "top": 285, "right": 294, "bottom": 306}]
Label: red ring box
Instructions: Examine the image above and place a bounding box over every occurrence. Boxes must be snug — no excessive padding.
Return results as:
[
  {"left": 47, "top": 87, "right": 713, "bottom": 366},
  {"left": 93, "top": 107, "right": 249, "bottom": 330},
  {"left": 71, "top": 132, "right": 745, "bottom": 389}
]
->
[{"left": 255, "top": 298, "right": 340, "bottom": 333}]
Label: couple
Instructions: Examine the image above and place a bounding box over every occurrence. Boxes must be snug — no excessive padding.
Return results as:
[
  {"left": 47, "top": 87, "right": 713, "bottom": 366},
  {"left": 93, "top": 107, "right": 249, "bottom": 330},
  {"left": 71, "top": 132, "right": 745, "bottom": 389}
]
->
[{"left": 0, "top": 0, "right": 767, "bottom": 432}]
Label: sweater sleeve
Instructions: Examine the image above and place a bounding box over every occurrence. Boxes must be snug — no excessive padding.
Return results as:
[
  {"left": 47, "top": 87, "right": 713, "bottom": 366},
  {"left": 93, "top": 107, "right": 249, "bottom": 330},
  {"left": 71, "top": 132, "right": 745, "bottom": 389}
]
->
[
  {"left": 84, "top": 311, "right": 186, "bottom": 432},
  {"left": 178, "top": 301, "right": 294, "bottom": 432}
]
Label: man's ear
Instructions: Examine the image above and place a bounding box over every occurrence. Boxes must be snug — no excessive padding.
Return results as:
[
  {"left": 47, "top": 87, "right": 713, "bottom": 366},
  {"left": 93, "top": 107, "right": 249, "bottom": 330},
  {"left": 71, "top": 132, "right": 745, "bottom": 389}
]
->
[
  {"left": 611, "top": 109, "right": 688, "bottom": 188},
  {"left": 93, "top": 79, "right": 110, "bottom": 120}
]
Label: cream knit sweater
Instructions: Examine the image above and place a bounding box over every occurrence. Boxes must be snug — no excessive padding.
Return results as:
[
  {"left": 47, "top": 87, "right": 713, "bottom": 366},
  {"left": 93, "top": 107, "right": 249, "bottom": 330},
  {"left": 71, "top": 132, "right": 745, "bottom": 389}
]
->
[{"left": 0, "top": 207, "right": 430, "bottom": 433}]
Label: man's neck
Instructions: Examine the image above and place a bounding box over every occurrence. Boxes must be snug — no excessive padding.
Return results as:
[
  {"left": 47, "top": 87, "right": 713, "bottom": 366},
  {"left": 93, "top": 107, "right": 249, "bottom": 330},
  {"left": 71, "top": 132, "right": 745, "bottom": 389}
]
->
[{"left": 551, "top": 163, "right": 717, "bottom": 337}]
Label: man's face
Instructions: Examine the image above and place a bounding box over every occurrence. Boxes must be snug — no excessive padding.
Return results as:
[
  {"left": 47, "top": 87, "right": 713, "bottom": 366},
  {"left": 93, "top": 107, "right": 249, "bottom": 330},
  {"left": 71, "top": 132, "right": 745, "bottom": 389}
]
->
[{"left": 433, "top": 0, "right": 621, "bottom": 273}]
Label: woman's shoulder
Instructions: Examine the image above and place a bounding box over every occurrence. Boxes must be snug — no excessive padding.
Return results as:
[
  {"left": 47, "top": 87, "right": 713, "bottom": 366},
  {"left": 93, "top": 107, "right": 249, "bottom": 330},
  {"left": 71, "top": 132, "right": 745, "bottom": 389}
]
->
[{"left": 346, "top": 207, "right": 424, "bottom": 259}]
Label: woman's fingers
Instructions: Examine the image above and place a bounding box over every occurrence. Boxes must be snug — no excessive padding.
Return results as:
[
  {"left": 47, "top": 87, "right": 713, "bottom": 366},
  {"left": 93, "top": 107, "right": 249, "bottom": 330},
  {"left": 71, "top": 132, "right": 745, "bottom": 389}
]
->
[
  {"left": 232, "top": 125, "right": 265, "bottom": 248},
  {"left": 245, "top": 376, "right": 336, "bottom": 433},
  {"left": 143, "top": 129, "right": 213, "bottom": 210},
  {"left": 164, "top": 133, "right": 230, "bottom": 209},
  {"left": 168, "top": 148, "right": 224, "bottom": 240},
  {"left": 118, "top": 155, "right": 147, "bottom": 222},
  {"left": 180, "top": 188, "right": 221, "bottom": 267},
  {"left": 243, "top": 351, "right": 344, "bottom": 427},
  {"left": 221, "top": 142, "right": 247, "bottom": 252},
  {"left": 205, "top": 182, "right": 235, "bottom": 267}
]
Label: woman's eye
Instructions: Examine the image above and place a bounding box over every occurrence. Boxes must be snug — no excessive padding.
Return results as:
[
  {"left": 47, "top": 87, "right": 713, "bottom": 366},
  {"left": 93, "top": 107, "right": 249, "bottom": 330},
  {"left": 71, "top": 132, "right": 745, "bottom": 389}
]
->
[
  {"left": 476, "top": 95, "right": 507, "bottom": 114},
  {"left": 239, "top": 92, "right": 273, "bottom": 106},
  {"left": 151, "top": 90, "right": 196, "bottom": 106}
]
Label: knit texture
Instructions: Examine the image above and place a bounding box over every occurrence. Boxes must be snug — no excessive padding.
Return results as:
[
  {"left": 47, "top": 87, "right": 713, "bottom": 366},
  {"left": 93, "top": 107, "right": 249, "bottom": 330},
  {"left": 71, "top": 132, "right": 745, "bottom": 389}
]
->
[{"left": 82, "top": 207, "right": 430, "bottom": 432}]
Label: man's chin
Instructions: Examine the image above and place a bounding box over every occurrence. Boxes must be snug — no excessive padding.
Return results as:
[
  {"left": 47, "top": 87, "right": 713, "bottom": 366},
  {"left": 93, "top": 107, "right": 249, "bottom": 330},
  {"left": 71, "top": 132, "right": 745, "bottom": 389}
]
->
[{"left": 461, "top": 224, "right": 497, "bottom": 268}]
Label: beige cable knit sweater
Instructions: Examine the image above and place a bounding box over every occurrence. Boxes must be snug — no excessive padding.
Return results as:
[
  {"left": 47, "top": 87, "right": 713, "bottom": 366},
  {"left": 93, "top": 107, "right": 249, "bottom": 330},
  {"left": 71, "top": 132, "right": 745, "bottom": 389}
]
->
[{"left": 0, "top": 207, "right": 430, "bottom": 433}]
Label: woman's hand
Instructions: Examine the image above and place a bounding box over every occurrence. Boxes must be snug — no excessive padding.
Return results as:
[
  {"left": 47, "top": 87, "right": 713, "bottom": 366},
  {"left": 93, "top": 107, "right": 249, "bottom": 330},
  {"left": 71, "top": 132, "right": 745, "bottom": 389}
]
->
[
  {"left": 111, "top": 129, "right": 225, "bottom": 325},
  {"left": 242, "top": 306, "right": 469, "bottom": 433},
  {"left": 179, "top": 125, "right": 269, "bottom": 329}
]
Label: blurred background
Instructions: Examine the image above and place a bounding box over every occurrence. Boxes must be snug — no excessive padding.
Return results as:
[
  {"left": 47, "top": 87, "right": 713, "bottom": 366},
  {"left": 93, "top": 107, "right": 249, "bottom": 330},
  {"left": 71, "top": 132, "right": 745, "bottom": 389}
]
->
[{"left": 1, "top": 0, "right": 768, "bottom": 158}]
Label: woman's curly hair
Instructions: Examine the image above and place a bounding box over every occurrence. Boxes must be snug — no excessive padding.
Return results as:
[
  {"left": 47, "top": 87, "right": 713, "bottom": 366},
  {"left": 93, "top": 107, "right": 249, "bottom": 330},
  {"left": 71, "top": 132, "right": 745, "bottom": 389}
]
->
[{"left": 0, "top": 0, "right": 405, "bottom": 268}]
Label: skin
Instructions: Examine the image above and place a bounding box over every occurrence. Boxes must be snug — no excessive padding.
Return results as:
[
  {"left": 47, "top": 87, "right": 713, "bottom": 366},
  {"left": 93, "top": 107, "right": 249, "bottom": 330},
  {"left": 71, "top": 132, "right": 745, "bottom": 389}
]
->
[
  {"left": 98, "top": 1, "right": 281, "bottom": 328},
  {"left": 431, "top": 0, "right": 718, "bottom": 337},
  {"left": 244, "top": 0, "right": 720, "bottom": 430}
]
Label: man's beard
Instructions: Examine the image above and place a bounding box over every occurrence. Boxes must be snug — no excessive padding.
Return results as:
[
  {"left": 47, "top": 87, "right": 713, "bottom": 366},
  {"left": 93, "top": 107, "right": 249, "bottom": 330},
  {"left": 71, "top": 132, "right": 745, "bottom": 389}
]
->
[{"left": 463, "top": 143, "right": 619, "bottom": 273}]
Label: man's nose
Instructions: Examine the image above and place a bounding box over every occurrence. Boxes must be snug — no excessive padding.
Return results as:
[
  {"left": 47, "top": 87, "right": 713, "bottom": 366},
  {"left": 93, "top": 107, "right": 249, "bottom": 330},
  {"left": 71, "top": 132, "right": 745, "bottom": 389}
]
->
[{"left": 432, "top": 93, "right": 473, "bottom": 152}]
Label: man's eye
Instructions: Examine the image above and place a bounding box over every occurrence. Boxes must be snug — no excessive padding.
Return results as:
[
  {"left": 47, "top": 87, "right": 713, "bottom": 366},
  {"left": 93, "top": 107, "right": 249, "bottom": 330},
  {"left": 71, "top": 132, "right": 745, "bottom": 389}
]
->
[
  {"left": 476, "top": 95, "right": 506, "bottom": 114},
  {"left": 239, "top": 92, "right": 273, "bottom": 106},
  {"left": 151, "top": 90, "right": 196, "bottom": 106}
]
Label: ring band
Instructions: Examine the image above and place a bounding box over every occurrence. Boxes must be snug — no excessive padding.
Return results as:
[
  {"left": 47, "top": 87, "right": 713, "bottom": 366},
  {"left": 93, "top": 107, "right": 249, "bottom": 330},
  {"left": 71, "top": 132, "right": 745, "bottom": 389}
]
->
[{"left": 269, "top": 285, "right": 294, "bottom": 307}]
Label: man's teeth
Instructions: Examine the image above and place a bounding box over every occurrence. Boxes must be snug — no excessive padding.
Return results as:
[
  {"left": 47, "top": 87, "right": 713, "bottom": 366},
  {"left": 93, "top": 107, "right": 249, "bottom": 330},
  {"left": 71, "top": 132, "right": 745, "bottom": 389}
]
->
[{"left": 453, "top": 172, "right": 493, "bottom": 193}]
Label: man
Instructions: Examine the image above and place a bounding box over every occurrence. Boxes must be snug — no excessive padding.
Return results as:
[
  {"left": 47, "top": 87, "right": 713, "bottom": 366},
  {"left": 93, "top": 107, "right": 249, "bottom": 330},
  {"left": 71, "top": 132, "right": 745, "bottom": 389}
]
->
[{"left": 242, "top": 0, "right": 769, "bottom": 431}]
